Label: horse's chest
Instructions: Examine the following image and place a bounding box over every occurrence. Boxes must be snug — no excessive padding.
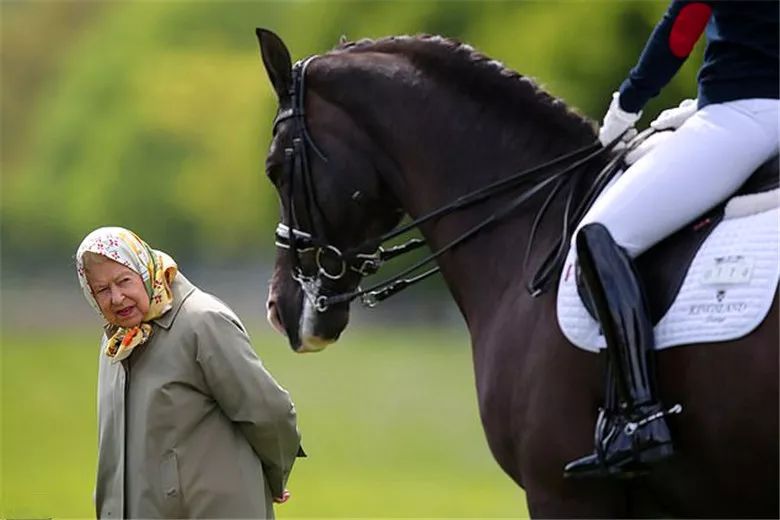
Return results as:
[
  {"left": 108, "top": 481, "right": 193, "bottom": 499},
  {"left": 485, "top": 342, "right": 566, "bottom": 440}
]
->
[{"left": 472, "top": 333, "right": 603, "bottom": 484}]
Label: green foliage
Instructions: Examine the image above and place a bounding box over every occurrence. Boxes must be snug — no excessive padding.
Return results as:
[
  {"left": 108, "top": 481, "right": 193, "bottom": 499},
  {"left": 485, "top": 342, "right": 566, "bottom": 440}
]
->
[
  {"left": 1, "top": 327, "right": 527, "bottom": 518},
  {"left": 2, "top": 1, "right": 702, "bottom": 269}
]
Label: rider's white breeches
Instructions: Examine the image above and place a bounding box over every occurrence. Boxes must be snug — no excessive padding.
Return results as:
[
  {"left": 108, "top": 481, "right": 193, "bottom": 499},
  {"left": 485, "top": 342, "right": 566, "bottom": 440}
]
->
[{"left": 576, "top": 98, "right": 779, "bottom": 258}]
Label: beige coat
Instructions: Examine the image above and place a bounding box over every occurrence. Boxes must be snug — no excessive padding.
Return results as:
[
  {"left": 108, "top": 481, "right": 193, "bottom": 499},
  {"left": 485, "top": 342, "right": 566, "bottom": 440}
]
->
[{"left": 95, "top": 274, "right": 302, "bottom": 519}]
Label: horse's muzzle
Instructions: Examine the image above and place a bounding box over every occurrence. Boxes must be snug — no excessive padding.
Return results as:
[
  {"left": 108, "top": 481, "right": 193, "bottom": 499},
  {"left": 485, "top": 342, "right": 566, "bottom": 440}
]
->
[{"left": 266, "top": 299, "right": 286, "bottom": 336}]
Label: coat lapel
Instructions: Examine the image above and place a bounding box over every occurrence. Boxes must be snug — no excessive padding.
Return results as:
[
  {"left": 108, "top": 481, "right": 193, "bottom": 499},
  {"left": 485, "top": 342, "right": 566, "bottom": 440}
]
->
[{"left": 153, "top": 274, "right": 196, "bottom": 330}]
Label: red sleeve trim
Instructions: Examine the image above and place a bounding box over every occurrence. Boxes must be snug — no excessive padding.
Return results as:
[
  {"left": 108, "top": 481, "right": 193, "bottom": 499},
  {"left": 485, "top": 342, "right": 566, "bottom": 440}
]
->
[{"left": 668, "top": 2, "right": 712, "bottom": 58}]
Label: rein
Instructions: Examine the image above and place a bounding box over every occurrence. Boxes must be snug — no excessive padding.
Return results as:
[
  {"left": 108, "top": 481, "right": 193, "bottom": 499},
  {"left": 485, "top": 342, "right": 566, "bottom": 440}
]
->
[{"left": 272, "top": 56, "right": 627, "bottom": 312}]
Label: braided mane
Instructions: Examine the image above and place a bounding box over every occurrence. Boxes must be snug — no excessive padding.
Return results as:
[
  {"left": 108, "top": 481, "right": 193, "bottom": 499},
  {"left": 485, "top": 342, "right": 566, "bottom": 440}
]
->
[{"left": 333, "top": 34, "right": 596, "bottom": 138}]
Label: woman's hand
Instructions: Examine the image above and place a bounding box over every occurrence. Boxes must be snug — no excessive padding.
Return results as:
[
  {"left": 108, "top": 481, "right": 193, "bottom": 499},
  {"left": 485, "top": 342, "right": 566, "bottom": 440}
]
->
[{"left": 273, "top": 489, "right": 291, "bottom": 504}]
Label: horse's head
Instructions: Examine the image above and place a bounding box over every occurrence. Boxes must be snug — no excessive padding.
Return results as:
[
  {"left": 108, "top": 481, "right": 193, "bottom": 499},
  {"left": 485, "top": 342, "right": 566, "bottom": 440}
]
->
[
  {"left": 256, "top": 29, "right": 403, "bottom": 352},
  {"left": 255, "top": 29, "right": 605, "bottom": 352}
]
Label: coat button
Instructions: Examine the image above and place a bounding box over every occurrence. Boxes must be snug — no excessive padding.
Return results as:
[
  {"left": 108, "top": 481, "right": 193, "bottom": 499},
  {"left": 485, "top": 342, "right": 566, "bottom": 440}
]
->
[{"left": 166, "top": 488, "right": 178, "bottom": 497}]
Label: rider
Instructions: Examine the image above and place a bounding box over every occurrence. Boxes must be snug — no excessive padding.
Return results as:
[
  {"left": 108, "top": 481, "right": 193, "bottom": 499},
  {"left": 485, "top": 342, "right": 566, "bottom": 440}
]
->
[{"left": 565, "top": 1, "right": 779, "bottom": 478}]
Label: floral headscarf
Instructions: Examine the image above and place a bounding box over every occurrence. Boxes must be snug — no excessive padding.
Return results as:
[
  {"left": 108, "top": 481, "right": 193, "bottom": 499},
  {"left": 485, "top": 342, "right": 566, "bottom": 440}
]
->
[{"left": 76, "top": 227, "right": 178, "bottom": 363}]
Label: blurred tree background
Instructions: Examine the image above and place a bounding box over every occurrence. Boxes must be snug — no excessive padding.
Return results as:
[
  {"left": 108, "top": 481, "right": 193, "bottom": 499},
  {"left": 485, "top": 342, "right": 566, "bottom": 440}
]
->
[
  {"left": 1, "top": 2, "right": 705, "bottom": 517},
  {"left": 1, "top": 0, "right": 701, "bottom": 275}
]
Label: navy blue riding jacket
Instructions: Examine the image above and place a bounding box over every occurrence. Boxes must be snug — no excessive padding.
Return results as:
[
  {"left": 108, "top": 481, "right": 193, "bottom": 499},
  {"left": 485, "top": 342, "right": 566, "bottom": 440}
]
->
[{"left": 618, "top": 0, "right": 780, "bottom": 113}]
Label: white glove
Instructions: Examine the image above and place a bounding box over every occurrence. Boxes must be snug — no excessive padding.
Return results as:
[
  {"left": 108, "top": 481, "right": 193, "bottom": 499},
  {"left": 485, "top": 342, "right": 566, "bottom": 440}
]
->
[
  {"left": 650, "top": 98, "right": 698, "bottom": 131},
  {"left": 598, "top": 92, "right": 642, "bottom": 147}
]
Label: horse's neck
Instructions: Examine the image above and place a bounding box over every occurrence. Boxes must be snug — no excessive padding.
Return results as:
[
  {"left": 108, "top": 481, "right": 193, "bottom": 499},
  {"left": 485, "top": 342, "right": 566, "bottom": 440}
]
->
[
  {"left": 315, "top": 55, "right": 600, "bottom": 330},
  {"left": 382, "top": 105, "right": 600, "bottom": 330}
]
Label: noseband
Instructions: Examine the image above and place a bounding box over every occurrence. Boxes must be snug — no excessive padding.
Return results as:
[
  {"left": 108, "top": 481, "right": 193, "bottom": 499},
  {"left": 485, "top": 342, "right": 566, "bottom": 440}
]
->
[{"left": 271, "top": 55, "right": 629, "bottom": 313}]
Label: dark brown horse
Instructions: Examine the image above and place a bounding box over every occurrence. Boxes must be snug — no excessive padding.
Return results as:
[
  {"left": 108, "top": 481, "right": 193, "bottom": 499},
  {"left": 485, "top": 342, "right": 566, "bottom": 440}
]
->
[{"left": 256, "top": 29, "right": 779, "bottom": 518}]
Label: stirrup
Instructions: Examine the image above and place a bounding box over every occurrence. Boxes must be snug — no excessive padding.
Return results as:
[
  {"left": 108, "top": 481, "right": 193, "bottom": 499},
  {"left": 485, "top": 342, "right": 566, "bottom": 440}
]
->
[{"left": 564, "top": 404, "right": 681, "bottom": 479}]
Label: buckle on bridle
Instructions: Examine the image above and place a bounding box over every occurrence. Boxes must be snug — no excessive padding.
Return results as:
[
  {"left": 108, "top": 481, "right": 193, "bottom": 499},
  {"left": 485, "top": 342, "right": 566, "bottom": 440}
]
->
[
  {"left": 360, "top": 292, "right": 379, "bottom": 308},
  {"left": 351, "top": 250, "right": 383, "bottom": 276}
]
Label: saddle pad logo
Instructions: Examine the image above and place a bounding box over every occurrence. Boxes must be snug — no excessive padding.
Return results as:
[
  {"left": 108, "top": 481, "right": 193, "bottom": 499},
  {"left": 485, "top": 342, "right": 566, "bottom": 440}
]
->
[
  {"left": 557, "top": 207, "right": 779, "bottom": 352},
  {"left": 688, "top": 300, "right": 748, "bottom": 323}
]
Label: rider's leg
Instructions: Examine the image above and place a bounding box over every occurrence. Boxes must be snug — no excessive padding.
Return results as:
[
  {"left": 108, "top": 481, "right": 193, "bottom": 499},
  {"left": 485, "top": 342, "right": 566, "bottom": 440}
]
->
[
  {"left": 565, "top": 223, "right": 674, "bottom": 478},
  {"left": 579, "top": 98, "right": 779, "bottom": 257},
  {"left": 565, "top": 98, "right": 778, "bottom": 478}
]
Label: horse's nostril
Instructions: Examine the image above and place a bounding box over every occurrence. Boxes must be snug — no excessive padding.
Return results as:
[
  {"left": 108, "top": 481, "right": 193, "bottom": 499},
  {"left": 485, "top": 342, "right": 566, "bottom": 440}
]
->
[{"left": 266, "top": 300, "right": 286, "bottom": 336}]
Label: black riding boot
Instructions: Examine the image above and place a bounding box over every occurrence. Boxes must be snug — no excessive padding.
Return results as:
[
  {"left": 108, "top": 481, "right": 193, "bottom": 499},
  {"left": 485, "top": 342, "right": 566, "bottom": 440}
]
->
[{"left": 563, "top": 223, "right": 680, "bottom": 479}]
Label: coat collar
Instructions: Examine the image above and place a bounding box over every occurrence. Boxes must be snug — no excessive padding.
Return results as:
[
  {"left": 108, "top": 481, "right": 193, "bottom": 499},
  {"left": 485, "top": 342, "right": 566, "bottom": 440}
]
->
[{"left": 152, "top": 273, "right": 196, "bottom": 330}]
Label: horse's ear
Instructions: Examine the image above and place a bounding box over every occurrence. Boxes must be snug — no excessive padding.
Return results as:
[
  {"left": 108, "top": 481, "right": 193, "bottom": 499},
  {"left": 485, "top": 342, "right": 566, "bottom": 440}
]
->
[{"left": 255, "top": 28, "right": 293, "bottom": 102}]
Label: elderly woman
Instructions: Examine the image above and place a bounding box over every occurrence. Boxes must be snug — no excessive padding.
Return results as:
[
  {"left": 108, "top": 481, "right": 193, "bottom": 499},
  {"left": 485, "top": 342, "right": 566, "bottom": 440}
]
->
[{"left": 76, "top": 226, "right": 303, "bottom": 518}]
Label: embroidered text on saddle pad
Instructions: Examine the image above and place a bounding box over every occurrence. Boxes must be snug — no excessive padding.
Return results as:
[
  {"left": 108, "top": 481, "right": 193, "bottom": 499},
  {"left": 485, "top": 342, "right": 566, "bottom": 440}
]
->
[{"left": 557, "top": 206, "right": 779, "bottom": 352}]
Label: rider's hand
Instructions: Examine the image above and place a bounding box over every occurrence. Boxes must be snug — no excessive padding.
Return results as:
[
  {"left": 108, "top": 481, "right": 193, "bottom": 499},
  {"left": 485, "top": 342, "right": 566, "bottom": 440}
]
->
[
  {"left": 598, "top": 92, "right": 642, "bottom": 147},
  {"left": 274, "top": 489, "right": 291, "bottom": 504},
  {"left": 650, "top": 98, "right": 698, "bottom": 131}
]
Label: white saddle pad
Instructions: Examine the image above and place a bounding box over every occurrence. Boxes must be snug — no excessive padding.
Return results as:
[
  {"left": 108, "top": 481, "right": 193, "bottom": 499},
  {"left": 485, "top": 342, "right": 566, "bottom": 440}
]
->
[{"left": 557, "top": 203, "right": 779, "bottom": 353}]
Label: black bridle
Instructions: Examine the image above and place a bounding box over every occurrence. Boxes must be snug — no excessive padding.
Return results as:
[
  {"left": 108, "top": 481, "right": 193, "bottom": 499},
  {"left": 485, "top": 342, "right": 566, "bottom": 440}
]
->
[
  {"left": 271, "top": 55, "right": 628, "bottom": 313},
  {"left": 272, "top": 56, "right": 400, "bottom": 312}
]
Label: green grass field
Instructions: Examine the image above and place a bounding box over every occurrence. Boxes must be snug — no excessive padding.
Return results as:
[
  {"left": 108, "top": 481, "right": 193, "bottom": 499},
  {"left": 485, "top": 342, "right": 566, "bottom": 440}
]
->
[{"left": 1, "top": 325, "right": 528, "bottom": 518}]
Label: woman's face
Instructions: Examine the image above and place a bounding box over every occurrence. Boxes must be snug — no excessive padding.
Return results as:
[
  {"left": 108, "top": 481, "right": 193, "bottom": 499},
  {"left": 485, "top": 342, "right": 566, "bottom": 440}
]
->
[{"left": 86, "top": 256, "right": 150, "bottom": 328}]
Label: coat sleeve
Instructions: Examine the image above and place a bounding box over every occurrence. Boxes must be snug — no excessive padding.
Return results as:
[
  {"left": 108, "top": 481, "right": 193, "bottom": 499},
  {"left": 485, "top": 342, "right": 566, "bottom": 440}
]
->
[
  {"left": 618, "top": 0, "right": 712, "bottom": 113},
  {"left": 194, "top": 308, "right": 302, "bottom": 498}
]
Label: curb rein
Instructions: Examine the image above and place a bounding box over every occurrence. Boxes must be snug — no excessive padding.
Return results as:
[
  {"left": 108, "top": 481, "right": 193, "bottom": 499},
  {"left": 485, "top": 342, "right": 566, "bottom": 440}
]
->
[{"left": 272, "top": 56, "right": 631, "bottom": 313}]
